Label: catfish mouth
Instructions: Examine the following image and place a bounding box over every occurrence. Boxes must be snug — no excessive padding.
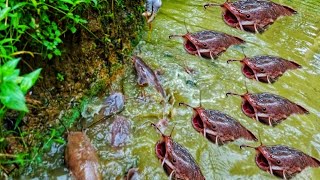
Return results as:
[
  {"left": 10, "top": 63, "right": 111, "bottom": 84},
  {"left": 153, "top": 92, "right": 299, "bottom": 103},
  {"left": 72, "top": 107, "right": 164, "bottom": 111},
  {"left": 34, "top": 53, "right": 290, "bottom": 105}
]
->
[
  {"left": 222, "top": 7, "right": 239, "bottom": 27},
  {"left": 192, "top": 112, "right": 204, "bottom": 132},
  {"left": 156, "top": 142, "right": 173, "bottom": 175},
  {"left": 156, "top": 141, "right": 166, "bottom": 158},
  {"left": 242, "top": 100, "right": 256, "bottom": 118},
  {"left": 184, "top": 39, "right": 197, "bottom": 54},
  {"left": 242, "top": 64, "right": 255, "bottom": 79},
  {"left": 255, "top": 151, "right": 270, "bottom": 171}
]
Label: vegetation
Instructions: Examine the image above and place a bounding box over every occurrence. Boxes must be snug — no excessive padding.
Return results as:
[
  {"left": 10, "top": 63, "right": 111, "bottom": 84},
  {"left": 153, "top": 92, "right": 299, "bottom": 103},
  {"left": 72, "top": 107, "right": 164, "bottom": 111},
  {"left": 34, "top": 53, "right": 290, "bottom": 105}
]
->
[{"left": 0, "top": 0, "right": 144, "bottom": 177}]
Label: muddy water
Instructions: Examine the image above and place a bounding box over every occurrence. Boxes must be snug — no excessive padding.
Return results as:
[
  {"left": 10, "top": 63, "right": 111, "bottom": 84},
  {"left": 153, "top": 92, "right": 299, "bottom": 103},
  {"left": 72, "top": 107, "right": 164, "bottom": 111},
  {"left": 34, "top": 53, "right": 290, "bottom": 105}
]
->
[{"left": 28, "top": 0, "right": 320, "bottom": 179}]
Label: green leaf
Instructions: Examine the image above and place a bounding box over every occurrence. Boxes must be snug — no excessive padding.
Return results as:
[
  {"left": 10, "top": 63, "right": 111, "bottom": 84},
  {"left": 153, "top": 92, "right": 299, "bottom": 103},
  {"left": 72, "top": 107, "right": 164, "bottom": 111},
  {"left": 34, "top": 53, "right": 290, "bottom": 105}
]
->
[
  {"left": 11, "top": 2, "right": 28, "bottom": 11},
  {"left": 47, "top": 53, "right": 53, "bottom": 59},
  {"left": 0, "top": 7, "right": 11, "bottom": 22},
  {"left": 69, "top": 25, "right": 77, "bottom": 33},
  {"left": 0, "top": 81, "right": 28, "bottom": 112},
  {"left": 20, "top": 68, "right": 42, "bottom": 94},
  {"left": 53, "top": 49, "right": 61, "bottom": 56},
  {"left": 1, "top": 58, "right": 20, "bottom": 77}
]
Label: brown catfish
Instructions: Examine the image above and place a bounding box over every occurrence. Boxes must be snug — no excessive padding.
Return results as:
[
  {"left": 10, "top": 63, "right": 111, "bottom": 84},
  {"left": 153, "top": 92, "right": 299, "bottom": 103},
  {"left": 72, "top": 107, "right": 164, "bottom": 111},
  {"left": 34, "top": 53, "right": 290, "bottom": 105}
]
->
[
  {"left": 169, "top": 30, "right": 244, "bottom": 59},
  {"left": 241, "top": 144, "right": 320, "bottom": 179},
  {"left": 227, "top": 55, "right": 301, "bottom": 83},
  {"left": 65, "top": 131, "right": 101, "bottom": 180},
  {"left": 103, "top": 92, "right": 125, "bottom": 116},
  {"left": 204, "top": 0, "right": 297, "bottom": 33},
  {"left": 179, "top": 102, "right": 257, "bottom": 145},
  {"left": 110, "top": 116, "right": 130, "bottom": 148},
  {"left": 226, "top": 91, "right": 309, "bottom": 126},
  {"left": 153, "top": 125, "right": 205, "bottom": 179},
  {"left": 132, "top": 55, "right": 166, "bottom": 98}
]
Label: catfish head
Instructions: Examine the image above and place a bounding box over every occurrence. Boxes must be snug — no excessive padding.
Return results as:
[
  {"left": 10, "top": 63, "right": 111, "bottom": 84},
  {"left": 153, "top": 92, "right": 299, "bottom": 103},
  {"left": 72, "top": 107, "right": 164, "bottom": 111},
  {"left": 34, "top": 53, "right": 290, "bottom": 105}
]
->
[
  {"left": 205, "top": 0, "right": 297, "bottom": 33},
  {"left": 227, "top": 55, "right": 301, "bottom": 83},
  {"left": 153, "top": 124, "right": 205, "bottom": 179},
  {"left": 179, "top": 102, "right": 257, "bottom": 145},
  {"left": 241, "top": 144, "right": 320, "bottom": 179},
  {"left": 226, "top": 92, "right": 309, "bottom": 126},
  {"left": 169, "top": 30, "right": 244, "bottom": 59}
]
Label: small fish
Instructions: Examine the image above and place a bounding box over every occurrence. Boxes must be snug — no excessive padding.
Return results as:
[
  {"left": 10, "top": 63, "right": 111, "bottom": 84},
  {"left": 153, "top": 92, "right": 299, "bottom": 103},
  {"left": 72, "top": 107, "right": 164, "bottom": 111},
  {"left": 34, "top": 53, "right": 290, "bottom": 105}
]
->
[
  {"left": 241, "top": 144, "right": 320, "bottom": 179},
  {"left": 204, "top": 0, "right": 297, "bottom": 33},
  {"left": 132, "top": 55, "right": 166, "bottom": 98},
  {"left": 227, "top": 55, "right": 301, "bottom": 83},
  {"left": 179, "top": 102, "right": 257, "bottom": 145},
  {"left": 226, "top": 91, "right": 309, "bottom": 126},
  {"left": 65, "top": 131, "right": 101, "bottom": 180},
  {"left": 110, "top": 116, "right": 131, "bottom": 148},
  {"left": 169, "top": 30, "right": 244, "bottom": 59},
  {"left": 153, "top": 124, "right": 205, "bottom": 179}
]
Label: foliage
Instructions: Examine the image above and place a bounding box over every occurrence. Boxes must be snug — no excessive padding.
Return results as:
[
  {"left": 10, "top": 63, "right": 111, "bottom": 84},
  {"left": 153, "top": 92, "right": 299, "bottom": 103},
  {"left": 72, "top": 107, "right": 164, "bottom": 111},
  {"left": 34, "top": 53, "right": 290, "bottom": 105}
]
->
[
  {"left": 0, "top": 0, "right": 96, "bottom": 60},
  {"left": 0, "top": 58, "right": 41, "bottom": 118}
]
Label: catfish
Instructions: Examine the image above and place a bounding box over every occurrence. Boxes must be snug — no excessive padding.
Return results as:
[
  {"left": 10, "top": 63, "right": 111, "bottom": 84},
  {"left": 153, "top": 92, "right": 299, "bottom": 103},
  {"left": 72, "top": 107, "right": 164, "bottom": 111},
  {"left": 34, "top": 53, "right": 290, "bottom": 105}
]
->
[
  {"left": 169, "top": 30, "right": 244, "bottom": 59},
  {"left": 205, "top": 0, "right": 297, "bottom": 33},
  {"left": 241, "top": 144, "right": 320, "bottom": 179},
  {"left": 132, "top": 55, "right": 166, "bottom": 98},
  {"left": 153, "top": 124, "right": 205, "bottom": 179},
  {"left": 227, "top": 55, "right": 301, "bottom": 83},
  {"left": 226, "top": 91, "right": 309, "bottom": 126},
  {"left": 179, "top": 102, "right": 257, "bottom": 145}
]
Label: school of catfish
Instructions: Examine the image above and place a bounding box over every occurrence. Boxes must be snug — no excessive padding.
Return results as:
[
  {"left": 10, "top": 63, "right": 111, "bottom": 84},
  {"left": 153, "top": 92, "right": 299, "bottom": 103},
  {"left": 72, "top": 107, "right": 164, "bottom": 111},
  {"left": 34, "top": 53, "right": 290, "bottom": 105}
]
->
[{"left": 63, "top": 0, "right": 319, "bottom": 179}]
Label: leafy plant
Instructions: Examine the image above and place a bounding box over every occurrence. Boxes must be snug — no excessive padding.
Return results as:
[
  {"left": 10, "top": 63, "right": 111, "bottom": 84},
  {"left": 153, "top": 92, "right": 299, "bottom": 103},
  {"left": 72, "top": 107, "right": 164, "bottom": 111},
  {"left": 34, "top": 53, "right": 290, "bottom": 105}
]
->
[
  {"left": 0, "top": 58, "right": 41, "bottom": 119},
  {"left": 0, "top": 0, "right": 96, "bottom": 60}
]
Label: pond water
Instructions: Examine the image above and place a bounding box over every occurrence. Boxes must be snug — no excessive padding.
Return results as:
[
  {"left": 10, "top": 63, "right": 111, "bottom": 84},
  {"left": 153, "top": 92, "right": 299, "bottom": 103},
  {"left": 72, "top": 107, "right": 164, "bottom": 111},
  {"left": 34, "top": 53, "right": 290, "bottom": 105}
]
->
[{"left": 27, "top": 0, "right": 320, "bottom": 179}]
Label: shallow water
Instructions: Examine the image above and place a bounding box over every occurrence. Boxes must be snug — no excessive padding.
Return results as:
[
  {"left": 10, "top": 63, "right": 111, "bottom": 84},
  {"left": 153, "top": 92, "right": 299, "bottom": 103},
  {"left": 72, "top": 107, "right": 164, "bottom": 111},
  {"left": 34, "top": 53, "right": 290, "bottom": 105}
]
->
[{"left": 28, "top": 0, "right": 320, "bottom": 179}]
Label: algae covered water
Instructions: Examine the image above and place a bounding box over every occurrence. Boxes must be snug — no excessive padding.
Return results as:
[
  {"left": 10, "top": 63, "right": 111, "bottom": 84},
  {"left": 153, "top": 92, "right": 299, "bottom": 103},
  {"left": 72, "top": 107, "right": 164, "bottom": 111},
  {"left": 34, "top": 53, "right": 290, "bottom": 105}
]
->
[{"left": 29, "top": 0, "right": 320, "bottom": 179}]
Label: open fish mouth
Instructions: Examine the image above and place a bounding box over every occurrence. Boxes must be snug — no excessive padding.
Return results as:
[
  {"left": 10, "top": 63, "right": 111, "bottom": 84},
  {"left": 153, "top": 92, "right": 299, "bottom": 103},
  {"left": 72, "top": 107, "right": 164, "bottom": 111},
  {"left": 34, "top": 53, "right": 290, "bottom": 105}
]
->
[
  {"left": 222, "top": 8, "right": 239, "bottom": 27},
  {"left": 255, "top": 151, "right": 270, "bottom": 171},
  {"left": 156, "top": 141, "right": 166, "bottom": 159},
  {"left": 184, "top": 39, "right": 198, "bottom": 54},
  {"left": 192, "top": 112, "right": 204, "bottom": 132},
  {"left": 242, "top": 64, "right": 255, "bottom": 79},
  {"left": 242, "top": 100, "right": 256, "bottom": 118},
  {"left": 156, "top": 142, "right": 174, "bottom": 175}
]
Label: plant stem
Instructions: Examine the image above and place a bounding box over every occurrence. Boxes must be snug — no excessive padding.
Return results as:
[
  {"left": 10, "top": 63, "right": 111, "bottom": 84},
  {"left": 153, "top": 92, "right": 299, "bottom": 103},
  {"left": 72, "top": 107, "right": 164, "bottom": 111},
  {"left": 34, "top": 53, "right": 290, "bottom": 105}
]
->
[{"left": 5, "top": 0, "right": 8, "bottom": 25}]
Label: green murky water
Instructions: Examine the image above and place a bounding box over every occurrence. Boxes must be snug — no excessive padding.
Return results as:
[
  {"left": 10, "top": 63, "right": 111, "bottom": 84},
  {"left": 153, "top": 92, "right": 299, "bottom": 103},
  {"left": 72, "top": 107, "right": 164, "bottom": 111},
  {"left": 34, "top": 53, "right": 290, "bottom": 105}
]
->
[{"left": 28, "top": 0, "right": 320, "bottom": 179}]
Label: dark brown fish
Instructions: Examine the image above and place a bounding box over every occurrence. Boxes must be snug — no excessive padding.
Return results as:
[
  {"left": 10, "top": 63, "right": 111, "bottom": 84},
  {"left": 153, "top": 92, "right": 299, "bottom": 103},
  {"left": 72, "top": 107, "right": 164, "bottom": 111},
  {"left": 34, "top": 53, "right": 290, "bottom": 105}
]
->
[
  {"left": 226, "top": 91, "right": 309, "bottom": 126},
  {"left": 132, "top": 55, "right": 166, "bottom": 98},
  {"left": 103, "top": 92, "right": 125, "bottom": 116},
  {"left": 65, "top": 131, "right": 101, "bottom": 180},
  {"left": 169, "top": 30, "right": 244, "bottom": 59},
  {"left": 227, "top": 55, "right": 301, "bottom": 83},
  {"left": 241, "top": 144, "right": 320, "bottom": 179},
  {"left": 204, "top": 0, "right": 297, "bottom": 33},
  {"left": 179, "top": 103, "right": 257, "bottom": 145},
  {"left": 110, "top": 116, "right": 130, "bottom": 148},
  {"left": 154, "top": 125, "right": 205, "bottom": 179}
]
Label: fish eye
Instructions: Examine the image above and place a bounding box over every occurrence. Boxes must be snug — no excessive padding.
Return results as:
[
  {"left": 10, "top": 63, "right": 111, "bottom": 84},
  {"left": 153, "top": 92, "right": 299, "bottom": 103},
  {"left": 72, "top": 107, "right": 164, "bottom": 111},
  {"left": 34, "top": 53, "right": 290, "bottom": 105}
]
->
[
  {"left": 262, "top": 107, "right": 267, "bottom": 112},
  {"left": 260, "top": 68, "right": 265, "bottom": 72},
  {"left": 202, "top": 43, "right": 207, "bottom": 47},
  {"left": 276, "top": 160, "right": 281, "bottom": 164},
  {"left": 172, "top": 158, "right": 176, "bottom": 163},
  {"left": 246, "top": 14, "right": 250, "bottom": 18}
]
